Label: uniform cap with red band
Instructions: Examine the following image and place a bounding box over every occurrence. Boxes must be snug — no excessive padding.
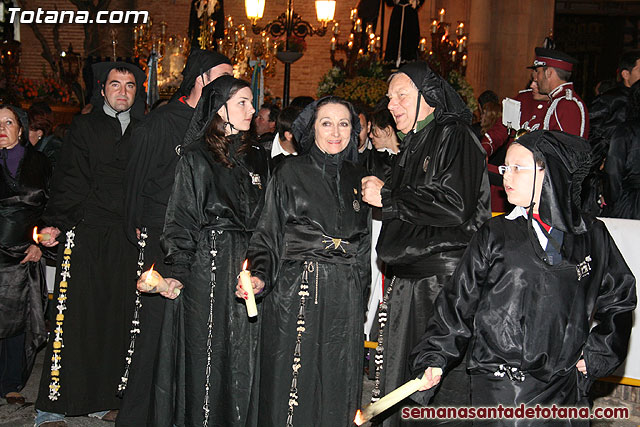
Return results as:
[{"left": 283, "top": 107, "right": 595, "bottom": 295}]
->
[{"left": 527, "top": 47, "right": 578, "bottom": 72}]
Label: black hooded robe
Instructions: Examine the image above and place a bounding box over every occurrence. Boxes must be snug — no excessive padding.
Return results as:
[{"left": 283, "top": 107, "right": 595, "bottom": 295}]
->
[
  {"left": 154, "top": 137, "right": 268, "bottom": 427},
  {"left": 0, "top": 144, "right": 51, "bottom": 395},
  {"left": 118, "top": 49, "right": 231, "bottom": 427},
  {"left": 410, "top": 131, "right": 636, "bottom": 426},
  {"left": 410, "top": 215, "right": 636, "bottom": 426},
  {"left": 247, "top": 145, "right": 371, "bottom": 427},
  {"left": 35, "top": 62, "right": 145, "bottom": 415},
  {"left": 374, "top": 62, "right": 490, "bottom": 426}
]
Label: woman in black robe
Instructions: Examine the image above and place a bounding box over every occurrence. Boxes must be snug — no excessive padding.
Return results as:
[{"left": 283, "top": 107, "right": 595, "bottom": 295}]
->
[
  {"left": 242, "top": 96, "right": 371, "bottom": 427},
  {"left": 0, "top": 104, "right": 51, "bottom": 404},
  {"left": 155, "top": 75, "right": 268, "bottom": 427},
  {"left": 410, "top": 130, "right": 636, "bottom": 426}
]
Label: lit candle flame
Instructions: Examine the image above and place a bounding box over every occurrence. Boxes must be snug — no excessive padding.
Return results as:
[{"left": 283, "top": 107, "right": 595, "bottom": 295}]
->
[
  {"left": 33, "top": 227, "right": 39, "bottom": 243},
  {"left": 149, "top": 263, "right": 155, "bottom": 274},
  {"left": 242, "top": 259, "right": 248, "bottom": 271},
  {"left": 354, "top": 409, "right": 366, "bottom": 426}
]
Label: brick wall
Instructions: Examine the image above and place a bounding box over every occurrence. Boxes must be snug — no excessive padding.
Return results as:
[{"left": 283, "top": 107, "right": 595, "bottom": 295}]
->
[{"left": 16, "top": 0, "right": 552, "bottom": 104}]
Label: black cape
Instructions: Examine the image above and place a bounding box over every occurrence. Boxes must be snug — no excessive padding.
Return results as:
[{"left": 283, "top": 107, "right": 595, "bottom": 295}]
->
[
  {"left": 153, "top": 137, "right": 269, "bottom": 426},
  {"left": 35, "top": 107, "right": 138, "bottom": 415},
  {"left": 0, "top": 144, "right": 51, "bottom": 391},
  {"left": 247, "top": 142, "right": 371, "bottom": 426}
]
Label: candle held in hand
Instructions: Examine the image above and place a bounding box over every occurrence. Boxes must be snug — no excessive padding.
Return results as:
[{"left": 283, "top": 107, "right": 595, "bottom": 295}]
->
[
  {"left": 138, "top": 264, "right": 180, "bottom": 296},
  {"left": 32, "top": 227, "right": 51, "bottom": 244},
  {"left": 354, "top": 368, "right": 443, "bottom": 425},
  {"left": 240, "top": 260, "right": 258, "bottom": 318}
]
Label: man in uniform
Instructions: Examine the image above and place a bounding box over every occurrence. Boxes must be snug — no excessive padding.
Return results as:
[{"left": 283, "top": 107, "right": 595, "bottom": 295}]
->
[{"left": 530, "top": 47, "right": 589, "bottom": 138}]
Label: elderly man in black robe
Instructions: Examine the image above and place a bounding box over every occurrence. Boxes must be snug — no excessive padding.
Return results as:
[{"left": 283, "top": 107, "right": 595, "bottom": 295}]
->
[
  {"left": 117, "top": 49, "right": 232, "bottom": 426},
  {"left": 34, "top": 61, "right": 146, "bottom": 427},
  {"left": 361, "top": 61, "right": 490, "bottom": 426}
]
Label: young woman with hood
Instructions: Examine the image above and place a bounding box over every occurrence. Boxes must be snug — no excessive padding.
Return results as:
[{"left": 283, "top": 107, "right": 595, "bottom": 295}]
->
[{"left": 152, "top": 75, "right": 268, "bottom": 427}]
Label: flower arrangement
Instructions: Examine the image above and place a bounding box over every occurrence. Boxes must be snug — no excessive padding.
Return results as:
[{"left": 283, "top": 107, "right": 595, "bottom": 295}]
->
[
  {"left": 15, "top": 76, "right": 72, "bottom": 104},
  {"left": 15, "top": 77, "right": 39, "bottom": 99},
  {"left": 276, "top": 35, "right": 307, "bottom": 53},
  {"left": 317, "top": 56, "right": 390, "bottom": 108},
  {"left": 333, "top": 76, "right": 388, "bottom": 108}
]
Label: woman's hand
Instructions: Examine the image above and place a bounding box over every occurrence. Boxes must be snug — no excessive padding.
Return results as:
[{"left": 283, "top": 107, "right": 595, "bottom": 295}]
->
[
  {"left": 20, "top": 245, "right": 42, "bottom": 264},
  {"left": 361, "top": 176, "right": 384, "bottom": 208},
  {"left": 160, "top": 278, "right": 183, "bottom": 300},
  {"left": 417, "top": 367, "right": 442, "bottom": 391},
  {"left": 235, "top": 276, "right": 265, "bottom": 299},
  {"left": 39, "top": 226, "right": 61, "bottom": 247},
  {"left": 576, "top": 359, "right": 588, "bottom": 375}
]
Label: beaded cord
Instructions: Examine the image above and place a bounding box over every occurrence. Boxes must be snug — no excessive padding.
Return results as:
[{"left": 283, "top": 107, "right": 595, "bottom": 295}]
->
[
  {"left": 117, "top": 227, "right": 148, "bottom": 396},
  {"left": 371, "top": 276, "right": 396, "bottom": 403},
  {"left": 48, "top": 228, "right": 75, "bottom": 401},
  {"left": 285, "top": 261, "right": 315, "bottom": 427},
  {"left": 203, "top": 229, "right": 222, "bottom": 427}
]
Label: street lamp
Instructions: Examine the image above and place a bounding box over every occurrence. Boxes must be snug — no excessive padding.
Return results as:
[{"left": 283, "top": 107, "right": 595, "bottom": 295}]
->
[{"left": 245, "top": 0, "right": 335, "bottom": 106}]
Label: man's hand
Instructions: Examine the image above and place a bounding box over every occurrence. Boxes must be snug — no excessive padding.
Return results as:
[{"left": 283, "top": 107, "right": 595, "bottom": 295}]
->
[
  {"left": 235, "top": 276, "right": 265, "bottom": 299},
  {"left": 20, "top": 245, "right": 43, "bottom": 264},
  {"left": 362, "top": 176, "right": 384, "bottom": 208},
  {"left": 576, "top": 359, "right": 588, "bottom": 375},
  {"left": 160, "top": 278, "right": 183, "bottom": 300},
  {"left": 39, "top": 227, "right": 61, "bottom": 247},
  {"left": 417, "top": 367, "right": 442, "bottom": 391}
]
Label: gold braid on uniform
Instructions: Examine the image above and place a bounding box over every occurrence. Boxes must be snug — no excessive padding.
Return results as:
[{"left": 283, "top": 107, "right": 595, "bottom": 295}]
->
[{"left": 48, "top": 228, "right": 75, "bottom": 401}]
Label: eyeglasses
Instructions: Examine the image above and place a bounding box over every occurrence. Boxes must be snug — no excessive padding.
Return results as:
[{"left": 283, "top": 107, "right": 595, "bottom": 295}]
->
[{"left": 498, "top": 165, "right": 544, "bottom": 175}]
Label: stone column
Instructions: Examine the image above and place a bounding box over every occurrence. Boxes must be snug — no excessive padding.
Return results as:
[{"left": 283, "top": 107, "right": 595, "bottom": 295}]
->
[{"left": 466, "top": 0, "right": 491, "bottom": 96}]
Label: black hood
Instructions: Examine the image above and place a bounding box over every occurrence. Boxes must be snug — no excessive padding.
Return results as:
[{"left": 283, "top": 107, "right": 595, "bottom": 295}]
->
[
  {"left": 181, "top": 74, "right": 241, "bottom": 149},
  {"left": 173, "top": 49, "right": 231, "bottom": 100},
  {"left": 396, "top": 61, "right": 472, "bottom": 126},
  {"left": 516, "top": 130, "right": 592, "bottom": 234},
  {"left": 291, "top": 96, "right": 361, "bottom": 163},
  {"left": 90, "top": 61, "right": 147, "bottom": 120}
]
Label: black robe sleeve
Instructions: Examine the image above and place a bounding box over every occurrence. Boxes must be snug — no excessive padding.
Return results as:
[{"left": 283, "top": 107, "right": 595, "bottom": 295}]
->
[
  {"left": 124, "top": 123, "right": 158, "bottom": 241},
  {"left": 581, "top": 224, "right": 637, "bottom": 391},
  {"left": 381, "top": 123, "right": 486, "bottom": 227},
  {"left": 43, "top": 118, "right": 92, "bottom": 230},
  {"left": 246, "top": 170, "right": 288, "bottom": 295},
  {"left": 408, "top": 224, "right": 490, "bottom": 405},
  {"left": 603, "top": 123, "right": 635, "bottom": 209},
  {"left": 161, "top": 153, "right": 202, "bottom": 283}
]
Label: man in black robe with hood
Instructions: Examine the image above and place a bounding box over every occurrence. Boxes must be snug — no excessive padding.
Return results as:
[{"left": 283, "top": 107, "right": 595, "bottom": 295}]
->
[
  {"left": 117, "top": 49, "right": 232, "bottom": 426},
  {"left": 35, "top": 61, "right": 146, "bottom": 426},
  {"left": 362, "top": 61, "right": 490, "bottom": 426}
]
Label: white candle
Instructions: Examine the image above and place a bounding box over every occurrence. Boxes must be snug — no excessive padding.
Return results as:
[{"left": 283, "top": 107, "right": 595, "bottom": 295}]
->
[
  {"left": 354, "top": 368, "right": 443, "bottom": 425},
  {"left": 239, "top": 260, "right": 258, "bottom": 318},
  {"left": 138, "top": 264, "right": 180, "bottom": 296},
  {"left": 33, "top": 227, "right": 50, "bottom": 243}
]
